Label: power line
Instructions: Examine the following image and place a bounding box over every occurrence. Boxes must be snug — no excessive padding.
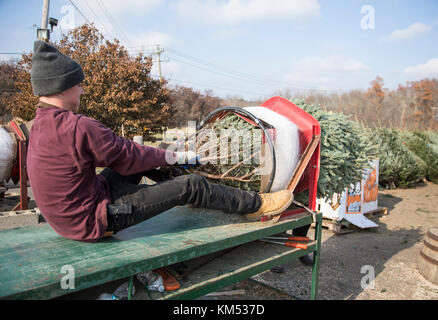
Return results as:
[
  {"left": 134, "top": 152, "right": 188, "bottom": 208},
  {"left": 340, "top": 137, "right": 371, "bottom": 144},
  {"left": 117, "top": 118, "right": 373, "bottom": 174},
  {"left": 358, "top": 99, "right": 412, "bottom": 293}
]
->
[
  {"left": 165, "top": 77, "right": 270, "bottom": 97},
  {"left": 64, "top": 2, "right": 339, "bottom": 93},
  {"left": 147, "top": 48, "right": 334, "bottom": 93},
  {"left": 79, "top": 0, "right": 112, "bottom": 36},
  {"left": 71, "top": 0, "right": 132, "bottom": 46},
  {"left": 126, "top": 50, "right": 155, "bottom": 56},
  {"left": 164, "top": 53, "right": 269, "bottom": 86},
  {"left": 68, "top": 0, "right": 91, "bottom": 24},
  {"left": 127, "top": 45, "right": 160, "bottom": 49},
  {"left": 166, "top": 47, "right": 279, "bottom": 86},
  {"left": 162, "top": 48, "right": 332, "bottom": 92},
  {"left": 128, "top": 46, "right": 271, "bottom": 94},
  {"left": 126, "top": 46, "right": 159, "bottom": 53},
  {"left": 65, "top": 3, "right": 336, "bottom": 94},
  {"left": 67, "top": 1, "right": 338, "bottom": 93},
  {"left": 96, "top": 0, "right": 132, "bottom": 46},
  {"left": 96, "top": 0, "right": 127, "bottom": 43},
  {"left": 163, "top": 53, "right": 271, "bottom": 87},
  {"left": 165, "top": 47, "right": 320, "bottom": 90},
  {"left": 69, "top": 0, "right": 130, "bottom": 46}
]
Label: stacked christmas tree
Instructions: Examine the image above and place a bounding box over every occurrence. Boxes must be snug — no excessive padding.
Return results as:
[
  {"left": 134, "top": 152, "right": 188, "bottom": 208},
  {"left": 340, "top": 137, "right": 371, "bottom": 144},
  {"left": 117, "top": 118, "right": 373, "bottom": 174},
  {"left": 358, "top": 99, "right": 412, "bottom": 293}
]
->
[
  {"left": 292, "top": 99, "right": 374, "bottom": 199},
  {"left": 363, "top": 127, "right": 426, "bottom": 188},
  {"left": 400, "top": 130, "right": 438, "bottom": 183}
]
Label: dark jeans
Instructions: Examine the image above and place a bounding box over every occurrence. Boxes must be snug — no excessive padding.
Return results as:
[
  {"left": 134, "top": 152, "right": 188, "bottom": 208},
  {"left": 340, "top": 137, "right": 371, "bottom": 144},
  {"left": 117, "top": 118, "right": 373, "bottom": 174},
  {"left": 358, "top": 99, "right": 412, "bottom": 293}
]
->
[
  {"left": 292, "top": 225, "right": 311, "bottom": 237},
  {"left": 99, "top": 168, "right": 262, "bottom": 233}
]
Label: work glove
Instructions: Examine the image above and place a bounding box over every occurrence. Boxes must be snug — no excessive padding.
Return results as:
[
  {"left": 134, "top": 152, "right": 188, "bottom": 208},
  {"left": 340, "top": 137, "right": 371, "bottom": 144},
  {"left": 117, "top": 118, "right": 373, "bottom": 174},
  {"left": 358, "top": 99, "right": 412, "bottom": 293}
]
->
[{"left": 174, "top": 151, "right": 201, "bottom": 169}]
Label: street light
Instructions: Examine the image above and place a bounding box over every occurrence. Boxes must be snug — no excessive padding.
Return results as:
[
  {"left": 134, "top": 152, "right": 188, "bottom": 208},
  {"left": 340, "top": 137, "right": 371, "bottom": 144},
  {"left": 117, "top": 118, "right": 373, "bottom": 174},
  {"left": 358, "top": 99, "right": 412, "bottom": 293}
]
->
[
  {"left": 37, "top": 17, "right": 57, "bottom": 40},
  {"left": 49, "top": 17, "right": 58, "bottom": 31}
]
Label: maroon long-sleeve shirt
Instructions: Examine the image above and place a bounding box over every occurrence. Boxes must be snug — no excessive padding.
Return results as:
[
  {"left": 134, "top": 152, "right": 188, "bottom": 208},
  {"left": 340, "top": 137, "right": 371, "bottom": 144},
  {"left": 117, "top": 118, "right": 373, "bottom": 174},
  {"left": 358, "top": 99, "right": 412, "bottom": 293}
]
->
[{"left": 27, "top": 102, "right": 171, "bottom": 242}]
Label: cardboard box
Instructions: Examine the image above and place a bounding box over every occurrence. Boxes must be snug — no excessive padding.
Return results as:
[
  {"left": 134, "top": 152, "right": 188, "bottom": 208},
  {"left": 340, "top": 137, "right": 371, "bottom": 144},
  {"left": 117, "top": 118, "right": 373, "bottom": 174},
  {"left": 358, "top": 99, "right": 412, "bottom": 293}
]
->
[
  {"left": 317, "top": 159, "right": 379, "bottom": 228},
  {"left": 361, "top": 159, "right": 379, "bottom": 214}
]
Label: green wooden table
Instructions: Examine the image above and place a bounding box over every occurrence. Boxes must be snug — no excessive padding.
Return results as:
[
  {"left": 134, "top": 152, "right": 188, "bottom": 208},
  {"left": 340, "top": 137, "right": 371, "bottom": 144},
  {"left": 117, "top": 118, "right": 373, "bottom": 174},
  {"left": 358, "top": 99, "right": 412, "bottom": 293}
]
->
[{"left": 0, "top": 206, "right": 322, "bottom": 300}]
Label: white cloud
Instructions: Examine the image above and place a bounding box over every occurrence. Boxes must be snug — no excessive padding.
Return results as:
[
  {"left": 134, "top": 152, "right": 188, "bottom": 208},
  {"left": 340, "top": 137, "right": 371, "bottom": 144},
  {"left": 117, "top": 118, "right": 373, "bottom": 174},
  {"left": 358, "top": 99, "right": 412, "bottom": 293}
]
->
[
  {"left": 123, "top": 32, "right": 185, "bottom": 79},
  {"left": 282, "top": 55, "right": 368, "bottom": 90},
  {"left": 155, "top": 60, "right": 185, "bottom": 79},
  {"left": 0, "top": 54, "right": 10, "bottom": 62},
  {"left": 171, "top": 0, "right": 321, "bottom": 25},
  {"left": 388, "top": 22, "right": 431, "bottom": 41},
  {"left": 0, "top": 54, "right": 16, "bottom": 62},
  {"left": 403, "top": 58, "right": 438, "bottom": 79},
  {"left": 128, "top": 32, "right": 173, "bottom": 51},
  {"left": 93, "top": 0, "right": 164, "bottom": 18},
  {"left": 60, "top": 0, "right": 165, "bottom": 44}
]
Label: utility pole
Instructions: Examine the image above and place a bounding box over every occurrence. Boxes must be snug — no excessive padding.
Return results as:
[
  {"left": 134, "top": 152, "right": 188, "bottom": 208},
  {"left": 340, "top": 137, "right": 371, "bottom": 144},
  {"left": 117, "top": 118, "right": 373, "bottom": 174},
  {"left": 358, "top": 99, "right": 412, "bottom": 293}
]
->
[
  {"left": 37, "top": 0, "right": 50, "bottom": 40},
  {"left": 41, "top": 0, "right": 50, "bottom": 30},
  {"left": 154, "top": 45, "right": 164, "bottom": 82}
]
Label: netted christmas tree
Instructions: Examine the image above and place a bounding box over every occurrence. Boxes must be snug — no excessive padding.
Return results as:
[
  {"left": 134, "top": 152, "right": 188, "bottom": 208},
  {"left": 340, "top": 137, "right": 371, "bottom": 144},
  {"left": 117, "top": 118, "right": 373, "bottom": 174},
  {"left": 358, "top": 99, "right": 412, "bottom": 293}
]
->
[
  {"left": 187, "top": 113, "right": 266, "bottom": 191},
  {"left": 156, "top": 110, "right": 273, "bottom": 192},
  {"left": 291, "top": 99, "right": 374, "bottom": 199},
  {"left": 424, "top": 130, "right": 438, "bottom": 154},
  {"left": 400, "top": 130, "right": 438, "bottom": 183},
  {"left": 363, "top": 126, "right": 426, "bottom": 188}
]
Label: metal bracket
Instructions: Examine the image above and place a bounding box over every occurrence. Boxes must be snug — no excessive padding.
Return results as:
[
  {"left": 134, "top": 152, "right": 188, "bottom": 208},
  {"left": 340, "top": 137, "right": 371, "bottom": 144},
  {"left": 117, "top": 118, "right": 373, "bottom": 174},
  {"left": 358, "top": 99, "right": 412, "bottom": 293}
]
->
[
  {"left": 291, "top": 200, "right": 317, "bottom": 223},
  {"left": 107, "top": 204, "right": 133, "bottom": 215}
]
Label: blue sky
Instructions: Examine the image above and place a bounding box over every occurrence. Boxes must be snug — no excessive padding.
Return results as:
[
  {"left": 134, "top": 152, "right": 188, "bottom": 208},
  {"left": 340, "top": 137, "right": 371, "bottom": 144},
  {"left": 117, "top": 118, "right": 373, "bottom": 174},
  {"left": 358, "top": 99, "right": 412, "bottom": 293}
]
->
[{"left": 1, "top": 0, "right": 437, "bottom": 100}]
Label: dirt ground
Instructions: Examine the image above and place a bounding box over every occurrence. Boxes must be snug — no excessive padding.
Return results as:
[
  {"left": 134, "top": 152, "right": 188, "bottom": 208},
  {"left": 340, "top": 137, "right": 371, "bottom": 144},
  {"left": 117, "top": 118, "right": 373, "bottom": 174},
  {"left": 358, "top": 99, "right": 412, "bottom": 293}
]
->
[
  {"left": 247, "top": 181, "right": 438, "bottom": 300},
  {"left": 1, "top": 181, "right": 438, "bottom": 300}
]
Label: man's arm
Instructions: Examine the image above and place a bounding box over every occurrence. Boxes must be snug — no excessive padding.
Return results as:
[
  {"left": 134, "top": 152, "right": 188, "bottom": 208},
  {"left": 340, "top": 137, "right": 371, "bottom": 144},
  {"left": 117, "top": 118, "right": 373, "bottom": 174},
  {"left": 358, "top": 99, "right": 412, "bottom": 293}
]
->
[{"left": 75, "top": 116, "right": 173, "bottom": 175}]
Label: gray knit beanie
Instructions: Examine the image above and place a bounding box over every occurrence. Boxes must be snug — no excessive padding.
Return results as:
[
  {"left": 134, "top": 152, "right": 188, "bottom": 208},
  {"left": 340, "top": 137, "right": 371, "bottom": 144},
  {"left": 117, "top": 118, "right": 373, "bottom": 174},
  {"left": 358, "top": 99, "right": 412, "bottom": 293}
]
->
[{"left": 31, "top": 40, "right": 85, "bottom": 96}]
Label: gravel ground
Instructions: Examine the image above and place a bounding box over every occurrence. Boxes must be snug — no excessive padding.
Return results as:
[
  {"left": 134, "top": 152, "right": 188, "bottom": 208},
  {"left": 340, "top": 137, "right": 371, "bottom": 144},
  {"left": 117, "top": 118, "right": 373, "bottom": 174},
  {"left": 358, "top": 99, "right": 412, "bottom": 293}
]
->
[{"left": 250, "top": 182, "right": 438, "bottom": 300}]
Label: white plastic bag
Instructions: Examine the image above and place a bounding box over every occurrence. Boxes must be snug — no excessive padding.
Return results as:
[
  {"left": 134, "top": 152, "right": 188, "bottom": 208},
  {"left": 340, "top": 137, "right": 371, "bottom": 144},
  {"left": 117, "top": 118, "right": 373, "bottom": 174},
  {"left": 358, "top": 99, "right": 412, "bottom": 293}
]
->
[
  {"left": 137, "top": 271, "right": 165, "bottom": 292},
  {"left": 0, "top": 126, "right": 17, "bottom": 182},
  {"left": 96, "top": 281, "right": 136, "bottom": 300}
]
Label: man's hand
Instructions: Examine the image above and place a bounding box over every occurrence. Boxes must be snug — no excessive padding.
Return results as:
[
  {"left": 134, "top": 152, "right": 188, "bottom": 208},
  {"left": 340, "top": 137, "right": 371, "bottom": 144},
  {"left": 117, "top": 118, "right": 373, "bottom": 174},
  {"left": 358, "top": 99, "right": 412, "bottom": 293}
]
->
[
  {"left": 175, "top": 151, "right": 196, "bottom": 164},
  {"left": 175, "top": 151, "right": 201, "bottom": 169}
]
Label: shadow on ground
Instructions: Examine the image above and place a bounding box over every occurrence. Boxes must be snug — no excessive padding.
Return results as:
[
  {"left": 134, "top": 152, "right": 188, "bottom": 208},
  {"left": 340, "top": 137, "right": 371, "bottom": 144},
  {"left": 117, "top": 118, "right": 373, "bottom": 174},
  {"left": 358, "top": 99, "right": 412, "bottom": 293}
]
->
[
  {"left": 253, "top": 193, "right": 427, "bottom": 300},
  {"left": 379, "top": 193, "right": 403, "bottom": 211}
]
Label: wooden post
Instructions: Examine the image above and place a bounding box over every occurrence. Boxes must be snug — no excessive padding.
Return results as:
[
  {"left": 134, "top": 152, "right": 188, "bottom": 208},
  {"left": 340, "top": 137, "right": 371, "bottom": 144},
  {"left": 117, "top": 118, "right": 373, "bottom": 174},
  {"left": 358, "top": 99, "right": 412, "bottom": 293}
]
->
[
  {"left": 9, "top": 119, "right": 29, "bottom": 211},
  {"left": 12, "top": 140, "right": 28, "bottom": 211},
  {"left": 287, "top": 134, "right": 321, "bottom": 192}
]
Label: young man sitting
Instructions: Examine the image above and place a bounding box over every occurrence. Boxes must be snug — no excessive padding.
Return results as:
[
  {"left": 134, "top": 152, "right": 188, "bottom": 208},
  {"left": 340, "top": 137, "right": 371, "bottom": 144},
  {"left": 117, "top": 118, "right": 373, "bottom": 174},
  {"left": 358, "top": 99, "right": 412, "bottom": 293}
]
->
[{"left": 27, "top": 40, "right": 293, "bottom": 242}]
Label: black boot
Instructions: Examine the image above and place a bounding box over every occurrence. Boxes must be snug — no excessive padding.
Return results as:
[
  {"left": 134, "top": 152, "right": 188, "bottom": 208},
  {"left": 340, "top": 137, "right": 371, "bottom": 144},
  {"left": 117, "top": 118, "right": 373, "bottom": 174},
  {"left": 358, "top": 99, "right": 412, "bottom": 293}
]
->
[
  {"left": 270, "top": 265, "right": 284, "bottom": 273},
  {"left": 299, "top": 254, "right": 314, "bottom": 266}
]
